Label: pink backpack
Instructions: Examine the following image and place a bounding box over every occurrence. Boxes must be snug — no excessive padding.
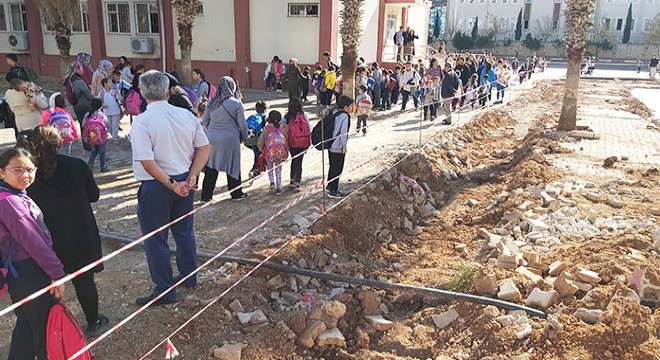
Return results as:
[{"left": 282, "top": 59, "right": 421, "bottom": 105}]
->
[
  {"left": 49, "top": 110, "right": 76, "bottom": 143},
  {"left": 125, "top": 90, "right": 142, "bottom": 116},
  {"left": 206, "top": 81, "right": 217, "bottom": 99},
  {"left": 264, "top": 126, "right": 289, "bottom": 163},
  {"left": 47, "top": 303, "right": 95, "bottom": 360},
  {"left": 82, "top": 113, "right": 107, "bottom": 146},
  {"left": 287, "top": 113, "right": 311, "bottom": 149}
]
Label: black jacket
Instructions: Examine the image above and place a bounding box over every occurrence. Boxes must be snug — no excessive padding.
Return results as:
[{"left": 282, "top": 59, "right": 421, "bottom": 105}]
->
[
  {"left": 441, "top": 70, "right": 460, "bottom": 98},
  {"left": 455, "top": 64, "right": 472, "bottom": 87},
  {"left": 5, "top": 64, "right": 28, "bottom": 82},
  {"left": 27, "top": 155, "right": 103, "bottom": 273}
]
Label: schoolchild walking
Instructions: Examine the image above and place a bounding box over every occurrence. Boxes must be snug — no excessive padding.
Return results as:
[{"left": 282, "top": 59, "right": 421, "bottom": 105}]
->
[
  {"left": 300, "top": 66, "right": 311, "bottom": 102},
  {"left": 420, "top": 79, "right": 436, "bottom": 121},
  {"left": 258, "top": 111, "right": 289, "bottom": 195},
  {"left": 244, "top": 101, "right": 268, "bottom": 178},
  {"left": 83, "top": 98, "right": 109, "bottom": 172},
  {"left": 99, "top": 77, "right": 123, "bottom": 143},
  {"left": 39, "top": 92, "right": 79, "bottom": 155},
  {"left": 327, "top": 95, "right": 354, "bottom": 199},
  {"left": 283, "top": 97, "right": 311, "bottom": 191},
  {"left": 355, "top": 85, "right": 372, "bottom": 134}
]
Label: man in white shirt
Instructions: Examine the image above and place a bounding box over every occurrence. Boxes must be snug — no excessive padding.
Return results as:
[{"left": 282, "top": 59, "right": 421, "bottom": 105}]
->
[
  {"left": 398, "top": 61, "right": 420, "bottom": 111},
  {"left": 130, "top": 70, "right": 211, "bottom": 306}
]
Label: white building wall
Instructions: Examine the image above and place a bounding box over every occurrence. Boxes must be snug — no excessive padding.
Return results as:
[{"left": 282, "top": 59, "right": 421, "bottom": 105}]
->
[
  {"left": 172, "top": 0, "right": 236, "bottom": 62},
  {"left": 595, "top": 0, "right": 660, "bottom": 44},
  {"left": 358, "top": 0, "right": 380, "bottom": 63},
  {"left": 407, "top": 4, "right": 429, "bottom": 53},
  {"left": 43, "top": 34, "right": 92, "bottom": 56},
  {"left": 250, "top": 0, "right": 319, "bottom": 64}
]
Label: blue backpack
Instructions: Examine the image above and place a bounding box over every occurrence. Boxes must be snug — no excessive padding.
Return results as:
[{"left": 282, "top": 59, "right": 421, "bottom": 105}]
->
[{"left": 244, "top": 113, "right": 264, "bottom": 147}]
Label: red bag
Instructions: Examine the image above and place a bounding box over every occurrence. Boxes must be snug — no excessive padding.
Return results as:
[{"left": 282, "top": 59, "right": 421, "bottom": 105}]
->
[
  {"left": 47, "top": 303, "right": 95, "bottom": 360},
  {"left": 287, "top": 113, "right": 311, "bottom": 149},
  {"left": 257, "top": 154, "right": 266, "bottom": 173}
]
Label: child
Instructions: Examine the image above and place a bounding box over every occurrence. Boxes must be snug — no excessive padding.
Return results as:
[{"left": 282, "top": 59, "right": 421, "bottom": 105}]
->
[
  {"left": 300, "top": 66, "right": 311, "bottom": 102},
  {"left": 0, "top": 147, "right": 66, "bottom": 360},
  {"left": 420, "top": 79, "right": 435, "bottom": 121},
  {"left": 390, "top": 65, "right": 402, "bottom": 106},
  {"left": 39, "top": 92, "right": 79, "bottom": 155},
  {"left": 478, "top": 74, "right": 490, "bottom": 108},
  {"left": 313, "top": 66, "right": 324, "bottom": 105},
  {"left": 355, "top": 85, "right": 372, "bottom": 134},
  {"left": 283, "top": 97, "right": 310, "bottom": 191},
  {"left": 83, "top": 98, "right": 109, "bottom": 172},
  {"left": 244, "top": 101, "right": 268, "bottom": 178},
  {"left": 258, "top": 110, "right": 289, "bottom": 195},
  {"left": 111, "top": 69, "right": 131, "bottom": 99},
  {"left": 99, "top": 77, "right": 123, "bottom": 143},
  {"left": 327, "top": 95, "right": 354, "bottom": 199},
  {"left": 464, "top": 74, "right": 479, "bottom": 109}
]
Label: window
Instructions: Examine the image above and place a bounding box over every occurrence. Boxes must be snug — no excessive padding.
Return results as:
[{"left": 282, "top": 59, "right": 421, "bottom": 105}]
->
[
  {"left": 523, "top": 20, "right": 529, "bottom": 29},
  {"left": 554, "top": 0, "right": 561, "bottom": 3},
  {"left": 603, "top": 18, "right": 611, "bottom": 31},
  {"left": 72, "top": 2, "right": 90, "bottom": 33},
  {"left": 9, "top": 3, "right": 27, "bottom": 32},
  {"left": 491, "top": 0, "right": 497, "bottom": 3},
  {"left": 195, "top": 3, "right": 204, "bottom": 15},
  {"left": 525, "top": 0, "right": 532, "bottom": 3},
  {"left": 287, "top": 3, "right": 319, "bottom": 17},
  {"left": 106, "top": 3, "right": 131, "bottom": 34},
  {"left": 0, "top": 4, "right": 7, "bottom": 31},
  {"left": 512, "top": 0, "right": 519, "bottom": 3},
  {"left": 616, "top": 18, "right": 623, "bottom": 31},
  {"left": 135, "top": 3, "right": 159, "bottom": 34}
]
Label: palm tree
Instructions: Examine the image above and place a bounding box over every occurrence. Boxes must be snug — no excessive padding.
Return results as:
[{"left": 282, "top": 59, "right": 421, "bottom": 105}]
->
[
  {"left": 36, "top": 0, "right": 79, "bottom": 77},
  {"left": 339, "top": 0, "right": 365, "bottom": 99},
  {"left": 172, "top": 0, "right": 202, "bottom": 86},
  {"left": 557, "top": 0, "right": 596, "bottom": 131}
]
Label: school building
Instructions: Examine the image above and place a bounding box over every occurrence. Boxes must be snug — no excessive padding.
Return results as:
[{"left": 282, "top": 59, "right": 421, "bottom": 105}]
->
[{"left": 0, "top": 0, "right": 431, "bottom": 88}]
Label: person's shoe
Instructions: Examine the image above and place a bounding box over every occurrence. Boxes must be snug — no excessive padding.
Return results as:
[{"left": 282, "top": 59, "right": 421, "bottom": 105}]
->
[
  {"left": 294, "top": 182, "right": 302, "bottom": 192},
  {"left": 275, "top": 188, "right": 282, "bottom": 195},
  {"left": 100, "top": 167, "right": 110, "bottom": 173},
  {"left": 86, "top": 314, "right": 110, "bottom": 337},
  {"left": 362, "top": 130, "right": 367, "bottom": 135},
  {"left": 270, "top": 184, "right": 276, "bottom": 193},
  {"left": 443, "top": 120, "right": 452, "bottom": 125},
  {"left": 232, "top": 193, "right": 249, "bottom": 202},
  {"left": 327, "top": 191, "right": 346, "bottom": 199},
  {"left": 200, "top": 198, "right": 212, "bottom": 204},
  {"left": 174, "top": 275, "right": 197, "bottom": 289},
  {"left": 135, "top": 293, "right": 177, "bottom": 306},
  {"left": 289, "top": 181, "right": 297, "bottom": 189}
]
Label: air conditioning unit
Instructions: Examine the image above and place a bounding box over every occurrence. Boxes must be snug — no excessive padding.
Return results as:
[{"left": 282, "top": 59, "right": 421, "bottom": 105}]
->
[
  {"left": 8, "top": 33, "right": 28, "bottom": 51},
  {"left": 130, "top": 37, "right": 154, "bottom": 54}
]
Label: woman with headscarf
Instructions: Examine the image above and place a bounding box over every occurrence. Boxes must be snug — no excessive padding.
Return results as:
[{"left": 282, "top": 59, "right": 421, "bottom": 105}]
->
[
  {"left": 64, "top": 52, "right": 93, "bottom": 86},
  {"left": 71, "top": 63, "right": 94, "bottom": 126},
  {"left": 165, "top": 72, "right": 196, "bottom": 115},
  {"left": 91, "top": 60, "right": 113, "bottom": 97},
  {"left": 39, "top": 92, "right": 79, "bottom": 155},
  {"left": 4, "top": 77, "right": 48, "bottom": 132},
  {"left": 200, "top": 76, "right": 249, "bottom": 202}
]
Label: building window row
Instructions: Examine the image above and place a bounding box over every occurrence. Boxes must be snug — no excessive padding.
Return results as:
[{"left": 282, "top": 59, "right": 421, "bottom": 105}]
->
[
  {"left": 0, "top": 3, "right": 28, "bottom": 32},
  {"left": 106, "top": 1, "right": 159, "bottom": 35},
  {"left": 287, "top": 3, "right": 318, "bottom": 17}
]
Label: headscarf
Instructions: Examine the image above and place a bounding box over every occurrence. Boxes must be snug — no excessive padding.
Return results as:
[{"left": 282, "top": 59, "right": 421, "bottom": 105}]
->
[
  {"left": 76, "top": 52, "right": 91, "bottom": 67},
  {"left": 73, "top": 63, "right": 85, "bottom": 75},
  {"left": 49, "top": 92, "right": 61, "bottom": 111},
  {"left": 206, "top": 76, "right": 237, "bottom": 114},
  {"left": 98, "top": 60, "right": 113, "bottom": 76}
]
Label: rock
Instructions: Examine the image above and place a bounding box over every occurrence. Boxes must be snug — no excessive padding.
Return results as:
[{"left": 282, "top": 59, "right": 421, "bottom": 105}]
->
[
  {"left": 213, "top": 343, "right": 243, "bottom": 360},
  {"left": 525, "top": 288, "right": 559, "bottom": 310},
  {"left": 527, "top": 218, "right": 550, "bottom": 232},
  {"left": 289, "top": 311, "right": 307, "bottom": 334},
  {"left": 573, "top": 308, "right": 603, "bottom": 324},
  {"left": 603, "top": 156, "right": 618, "bottom": 168},
  {"left": 651, "top": 209, "right": 660, "bottom": 216},
  {"left": 606, "top": 198, "right": 623, "bottom": 208},
  {"left": 228, "top": 299, "right": 245, "bottom": 313},
  {"left": 316, "top": 327, "right": 346, "bottom": 347},
  {"left": 522, "top": 252, "right": 539, "bottom": 264},
  {"left": 577, "top": 268, "right": 601, "bottom": 283},
  {"left": 296, "top": 320, "right": 327, "bottom": 348},
  {"left": 497, "top": 278, "right": 521, "bottom": 302},
  {"left": 432, "top": 306, "right": 459, "bottom": 330},
  {"left": 309, "top": 301, "right": 347, "bottom": 328},
  {"left": 467, "top": 199, "right": 479, "bottom": 207},
  {"left": 516, "top": 267, "right": 544, "bottom": 283},
  {"left": 483, "top": 305, "right": 500, "bottom": 317},
  {"left": 497, "top": 253, "right": 520, "bottom": 270},
  {"left": 364, "top": 315, "right": 394, "bottom": 331},
  {"left": 478, "top": 228, "right": 502, "bottom": 246},
  {"left": 652, "top": 228, "right": 660, "bottom": 243},
  {"left": 266, "top": 275, "right": 285, "bottom": 291},
  {"left": 548, "top": 261, "right": 569, "bottom": 276},
  {"left": 473, "top": 273, "right": 498, "bottom": 295},
  {"left": 515, "top": 324, "right": 533, "bottom": 339},
  {"left": 494, "top": 315, "right": 515, "bottom": 327},
  {"left": 641, "top": 282, "right": 660, "bottom": 304},
  {"left": 236, "top": 310, "right": 268, "bottom": 325},
  {"left": 275, "top": 321, "right": 296, "bottom": 340},
  {"left": 357, "top": 291, "right": 382, "bottom": 316},
  {"left": 454, "top": 243, "right": 467, "bottom": 254},
  {"left": 554, "top": 274, "right": 579, "bottom": 298},
  {"left": 584, "top": 192, "right": 601, "bottom": 202}
]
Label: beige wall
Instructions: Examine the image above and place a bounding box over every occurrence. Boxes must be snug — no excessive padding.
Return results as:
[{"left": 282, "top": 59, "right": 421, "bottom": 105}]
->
[
  {"left": 172, "top": 0, "right": 236, "bottom": 62},
  {"left": 43, "top": 33, "right": 92, "bottom": 56},
  {"left": 101, "top": 0, "right": 161, "bottom": 59},
  {"left": 249, "top": 0, "right": 320, "bottom": 64}
]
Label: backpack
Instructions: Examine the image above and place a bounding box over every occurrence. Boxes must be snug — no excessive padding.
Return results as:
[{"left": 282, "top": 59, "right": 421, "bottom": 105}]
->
[
  {"left": 0, "top": 192, "right": 18, "bottom": 300},
  {"left": 49, "top": 110, "right": 75, "bottom": 143},
  {"left": 47, "top": 302, "right": 95, "bottom": 360},
  {"left": 125, "top": 90, "right": 142, "bottom": 116},
  {"left": 205, "top": 81, "right": 217, "bottom": 99},
  {"left": 181, "top": 86, "right": 198, "bottom": 108},
  {"left": 244, "top": 114, "right": 264, "bottom": 147},
  {"left": 264, "top": 126, "right": 289, "bottom": 163},
  {"left": 63, "top": 77, "right": 77, "bottom": 106},
  {"left": 357, "top": 96, "right": 372, "bottom": 116},
  {"left": 311, "top": 110, "right": 348, "bottom": 151},
  {"left": 82, "top": 114, "right": 107, "bottom": 146},
  {"left": 287, "top": 113, "right": 311, "bottom": 149}
]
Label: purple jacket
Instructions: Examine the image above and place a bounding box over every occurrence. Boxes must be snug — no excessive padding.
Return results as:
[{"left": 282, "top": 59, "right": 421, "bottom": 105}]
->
[{"left": 0, "top": 191, "right": 65, "bottom": 280}]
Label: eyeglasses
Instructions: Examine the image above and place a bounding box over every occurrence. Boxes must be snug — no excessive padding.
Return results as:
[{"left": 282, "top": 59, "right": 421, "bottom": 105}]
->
[{"left": 4, "top": 167, "right": 37, "bottom": 175}]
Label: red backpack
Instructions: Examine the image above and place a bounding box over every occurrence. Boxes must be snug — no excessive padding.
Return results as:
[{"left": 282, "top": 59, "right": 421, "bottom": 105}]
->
[
  {"left": 47, "top": 302, "right": 94, "bottom": 360},
  {"left": 125, "top": 90, "right": 142, "bottom": 116},
  {"left": 287, "top": 113, "right": 311, "bottom": 149},
  {"left": 82, "top": 113, "right": 108, "bottom": 146}
]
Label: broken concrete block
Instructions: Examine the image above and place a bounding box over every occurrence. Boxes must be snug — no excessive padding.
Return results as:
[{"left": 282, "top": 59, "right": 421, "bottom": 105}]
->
[
  {"left": 584, "top": 192, "right": 601, "bottom": 202},
  {"left": 478, "top": 228, "right": 502, "bottom": 245},
  {"left": 266, "top": 275, "right": 285, "bottom": 291},
  {"left": 554, "top": 275, "right": 579, "bottom": 298},
  {"left": 309, "top": 301, "right": 347, "bottom": 328},
  {"left": 497, "top": 278, "right": 521, "bottom": 302},
  {"left": 213, "top": 343, "right": 243, "bottom": 360},
  {"left": 515, "top": 324, "right": 533, "bottom": 339},
  {"left": 547, "top": 199, "right": 561, "bottom": 212},
  {"left": 522, "top": 252, "right": 539, "bottom": 265},
  {"left": 316, "top": 327, "right": 346, "bottom": 347},
  {"left": 640, "top": 282, "right": 660, "bottom": 304},
  {"left": 494, "top": 315, "right": 515, "bottom": 327},
  {"left": 497, "top": 253, "right": 520, "bottom": 270},
  {"left": 526, "top": 218, "right": 550, "bottom": 232},
  {"left": 482, "top": 305, "right": 500, "bottom": 317},
  {"left": 236, "top": 310, "right": 268, "bottom": 325},
  {"left": 540, "top": 191, "right": 555, "bottom": 206},
  {"left": 606, "top": 198, "right": 623, "bottom": 208},
  {"left": 548, "top": 261, "right": 569, "bottom": 276},
  {"left": 364, "top": 315, "right": 394, "bottom": 331},
  {"left": 296, "top": 320, "right": 327, "bottom": 348},
  {"left": 228, "top": 299, "right": 245, "bottom": 313},
  {"left": 275, "top": 320, "right": 297, "bottom": 340},
  {"left": 573, "top": 281, "right": 593, "bottom": 292},
  {"left": 573, "top": 308, "right": 603, "bottom": 324},
  {"left": 516, "top": 266, "right": 544, "bottom": 283},
  {"left": 432, "top": 306, "right": 459, "bottom": 330},
  {"left": 473, "top": 273, "right": 498, "bottom": 296},
  {"left": 525, "top": 288, "right": 559, "bottom": 310},
  {"left": 577, "top": 268, "right": 602, "bottom": 284},
  {"left": 357, "top": 291, "right": 382, "bottom": 316}
]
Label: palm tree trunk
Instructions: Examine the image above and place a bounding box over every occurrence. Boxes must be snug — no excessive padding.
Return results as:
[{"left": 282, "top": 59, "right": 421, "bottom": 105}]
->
[
  {"left": 54, "top": 24, "right": 71, "bottom": 78},
  {"left": 341, "top": 49, "right": 357, "bottom": 99},
  {"left": 557, "top": 47, "right": 582, "bottom": 131},
  {"left": 180, "top": 45, "right": 192, "bottom": 86}
]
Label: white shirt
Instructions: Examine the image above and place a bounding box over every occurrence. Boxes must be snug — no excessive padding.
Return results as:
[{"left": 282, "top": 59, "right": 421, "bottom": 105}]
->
[
  {"left": 130, "top": 100, "right": 209, "bottom": 181},
  {"left": 99, "top": 89, "right": 122, "bottom": 116}
]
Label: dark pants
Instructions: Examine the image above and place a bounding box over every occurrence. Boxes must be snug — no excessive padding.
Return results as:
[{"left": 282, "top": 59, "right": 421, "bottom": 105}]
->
[
  {"left": 137, "top": 173, "right": 197, "bottom": 300},
  {"left": 289, "top": 147, "right": 306, "bottom": 183},
  {"left": 246, "top": 145, "right": 261, "bottom": 174},
  {"left": 381, "top": 88, "right": 391, "bottom": 109},
  {"left": 327, "top": 151, "right": 346, "bottom": 192},
  {"left": 266, "top": 73, "right": 276, "bottom": 90},
  {"left": 322, "top": 90, "right": 334, "bottom": 106},
  {"left": 73, "top": 105, "right": 90, "bottom": 126},
  {"left": 496, "top": 83, "right": 505, "bottom": 100},
  {"left": 400, "top": 90, "right": 418, "bottom": 110},
  {"left": 390, "top": 87, "right": 399, "bottom": 105},
  {"left": 201, "top": 167, "right": 245, "bottom": 200},
  {"left": 71, "top": 271, "right": 99, "bottom": 324},
  {"left": 423, "top": 104, "right": 436, "bottom": 119},
  {"left": 88, "top": 144, "right": 107, "bottom": 170},
  {"left": 7, "top": 258, "right": 57, "bottom": 360},
  {"left": 356, "top": 115, "right": 367, "bottom": 132},
  {"left": 372, "top": 86, "right": 381, "bottom": 108},
  {"left": 301, "top": 82, "right": 309, "bottom": 101}
]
